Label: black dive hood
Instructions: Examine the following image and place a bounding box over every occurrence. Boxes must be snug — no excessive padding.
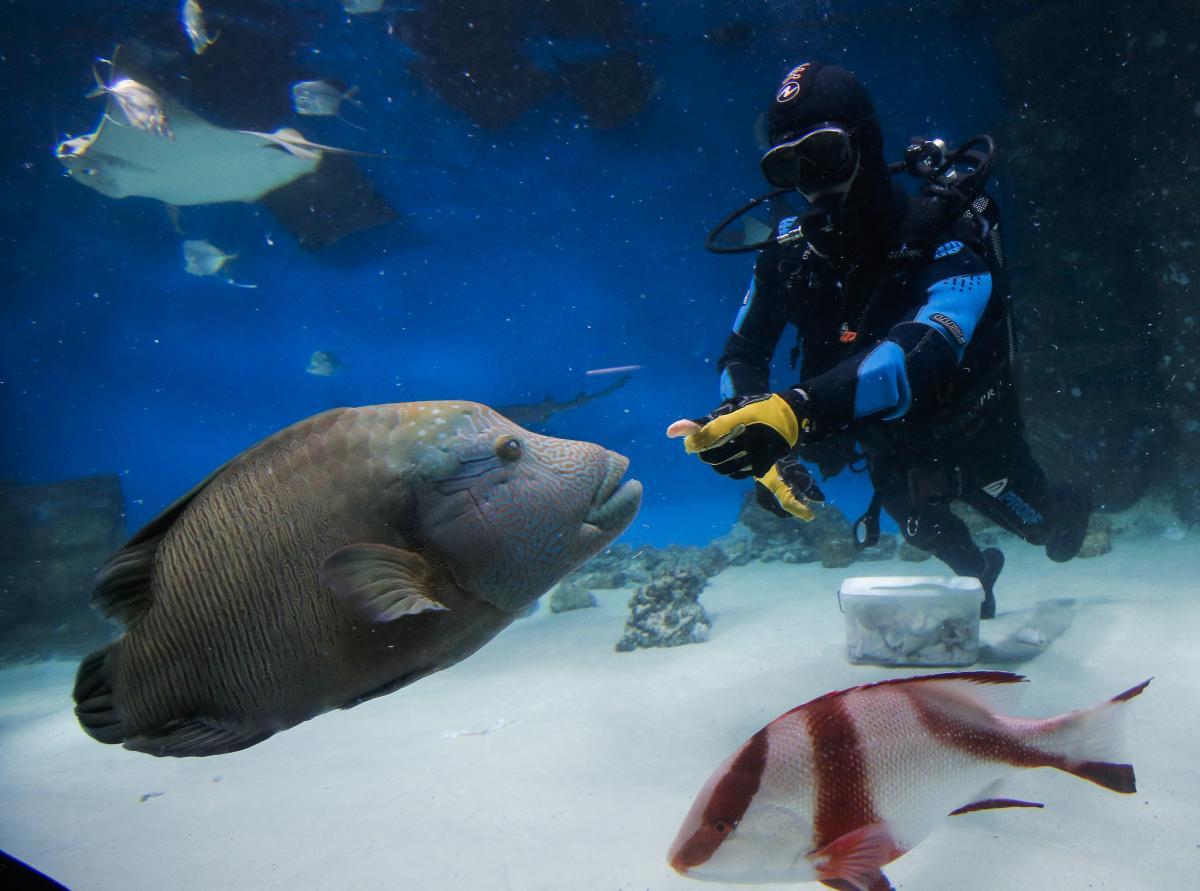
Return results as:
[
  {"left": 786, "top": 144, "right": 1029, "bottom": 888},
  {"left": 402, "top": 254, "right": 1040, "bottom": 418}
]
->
[{"left": 705, "top": 133, "right": 997, "bottom": 255}]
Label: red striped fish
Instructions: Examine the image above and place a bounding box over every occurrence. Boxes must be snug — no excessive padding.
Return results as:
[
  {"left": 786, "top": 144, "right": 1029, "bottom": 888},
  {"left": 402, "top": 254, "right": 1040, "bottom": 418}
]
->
[{"left": 668, "top": 671, "right": 1149, "bottom": 890}]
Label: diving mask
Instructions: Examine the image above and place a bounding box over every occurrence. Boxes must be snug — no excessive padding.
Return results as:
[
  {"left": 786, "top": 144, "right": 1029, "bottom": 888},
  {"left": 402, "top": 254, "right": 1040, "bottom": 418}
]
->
[{"left": 760, "top": 124, "right": 858, "bottom": 196}]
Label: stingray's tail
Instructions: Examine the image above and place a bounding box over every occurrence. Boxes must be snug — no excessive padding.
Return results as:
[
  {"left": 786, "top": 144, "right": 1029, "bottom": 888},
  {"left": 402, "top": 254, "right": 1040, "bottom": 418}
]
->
[{"left": 73, "top": 644, "right": 126, "bottom": 744}]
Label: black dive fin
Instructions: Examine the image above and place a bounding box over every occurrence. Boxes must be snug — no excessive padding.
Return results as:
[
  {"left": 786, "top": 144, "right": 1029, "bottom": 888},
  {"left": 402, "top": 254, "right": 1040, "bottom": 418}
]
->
[
  {"left": 73, "top": 644, "right": 126, "bottom": 744},
  {"left": 320, "top": 543, "right": 448, "bottom": 621},
  {"left": 124, "top": 718, "right": 274, "bottom": 758}
]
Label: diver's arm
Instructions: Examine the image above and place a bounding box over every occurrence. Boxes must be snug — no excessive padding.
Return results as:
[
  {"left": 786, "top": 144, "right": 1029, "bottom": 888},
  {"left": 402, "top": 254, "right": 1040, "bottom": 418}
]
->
[
  {"left": 797, "top": 241, "right": 993, "bottom": 429},
  {"left": 716, "top": 260, "right": 789, "bottom": 399}
]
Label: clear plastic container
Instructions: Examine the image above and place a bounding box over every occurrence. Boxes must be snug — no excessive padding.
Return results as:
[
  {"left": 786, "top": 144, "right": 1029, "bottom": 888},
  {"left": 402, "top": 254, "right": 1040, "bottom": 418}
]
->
[{"left": 838, "top": 576, "right": 984, "bottom": 667}]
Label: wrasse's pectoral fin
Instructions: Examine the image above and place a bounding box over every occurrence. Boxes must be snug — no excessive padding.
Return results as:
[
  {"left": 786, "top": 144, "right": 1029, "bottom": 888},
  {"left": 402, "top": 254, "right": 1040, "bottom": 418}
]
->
[
  {"left": 950, "top": 797, "right": 1045, "bottom": 816},
  {"left": 812, "top": 822, "right": 898, "bottom": 891},
  {"left": 320, "top": 543, "right": 448, "bottom": 622}
]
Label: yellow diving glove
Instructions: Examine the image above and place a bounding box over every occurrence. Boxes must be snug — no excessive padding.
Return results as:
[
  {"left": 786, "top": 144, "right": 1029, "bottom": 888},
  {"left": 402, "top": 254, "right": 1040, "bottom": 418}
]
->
[
  {"left": 666, "top": 390, "right": 815, "bottom": 479},
  {"left": 756, "top": 455, "right": 825, "bottom": 521},
  {"left": 667, "top": 392, "right": 823, "bottom": 521}
]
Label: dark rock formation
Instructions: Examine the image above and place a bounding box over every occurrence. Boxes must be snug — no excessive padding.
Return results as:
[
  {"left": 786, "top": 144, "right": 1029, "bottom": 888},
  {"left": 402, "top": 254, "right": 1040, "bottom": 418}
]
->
[
  {"left": 567, "top": 541, "right": 729, "bottom": 593},
  {"left": 391, "top": 0, "right": 655, "bottom": 131},
  {"left": 712, "top": 488, "right": 860, "bottom": 566},
  {"left": 0, "top": 476, "right": 125, "bottom": 662},
  {"left": 615, "top": 568, "right": 711, "bottom": 651},
  {"left": 560, "top": 51, "right": 657, "bottom": 130},
  {"left": 992, "top": 0, "right": 1200, "bottom": 518}
]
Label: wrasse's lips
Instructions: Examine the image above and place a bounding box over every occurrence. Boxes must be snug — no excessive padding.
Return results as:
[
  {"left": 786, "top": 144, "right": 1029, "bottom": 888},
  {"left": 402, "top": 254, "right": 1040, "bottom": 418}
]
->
[
  {"left": 584, "top": 479, "right": 642, "bottom": 531},
  {"left": 584, "top": 455, "right": 641, "bottom": 532}
]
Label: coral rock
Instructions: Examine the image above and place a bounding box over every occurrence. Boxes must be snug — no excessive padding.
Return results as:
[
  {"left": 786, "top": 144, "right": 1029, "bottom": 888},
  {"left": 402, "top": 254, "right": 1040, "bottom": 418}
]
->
[
  {"left": 1077, "top": 527, "right": 1112, "bottom": 559},
  {"left": 615, "top": 568, "right": 711, "bottom": 652},
  {"left": 549, "top": 578, "right": 598, "bottom": 613}
]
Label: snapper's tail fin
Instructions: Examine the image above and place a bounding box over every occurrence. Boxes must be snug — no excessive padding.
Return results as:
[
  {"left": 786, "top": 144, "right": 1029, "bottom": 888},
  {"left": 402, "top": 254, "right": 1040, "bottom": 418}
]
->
[
  {"left": 73, "top": 644, "right": 127, "bottom": 745},
  {"left": 1039, "top": 679, "right": 1151, "bottom": 793}
]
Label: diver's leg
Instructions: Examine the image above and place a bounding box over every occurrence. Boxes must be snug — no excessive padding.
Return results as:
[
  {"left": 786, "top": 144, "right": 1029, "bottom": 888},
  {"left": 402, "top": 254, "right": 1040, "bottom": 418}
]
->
[
  {"left": 963, "top": 434, "right": 1092, "bottom": 563},
  {"left": 870, "top": 460, "right": 1002, "bottom": 617}
]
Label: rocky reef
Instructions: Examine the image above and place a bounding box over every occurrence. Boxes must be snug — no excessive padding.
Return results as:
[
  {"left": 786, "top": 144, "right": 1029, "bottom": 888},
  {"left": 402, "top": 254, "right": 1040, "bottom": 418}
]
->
[
  {"left": 615, "top": 567, "right": 712, "bottom": 652},
  {"left": 712, "top": 489, "right": 898, "bottom": 568},
  {"left": 0, "top": 476, "right": 125, "bottom": 663},
  {"left": 561, "top": 539, "right": 729, "bottom": 595}
]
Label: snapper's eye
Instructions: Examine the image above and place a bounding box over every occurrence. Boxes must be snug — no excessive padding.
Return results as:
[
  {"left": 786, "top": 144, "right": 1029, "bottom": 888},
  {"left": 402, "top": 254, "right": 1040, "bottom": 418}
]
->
[
  {"left": 711, "top": 819, "right": 732, "bottom": 836},
  {"left": 494, "top": 435, "right": 523, "bottom": 461}
]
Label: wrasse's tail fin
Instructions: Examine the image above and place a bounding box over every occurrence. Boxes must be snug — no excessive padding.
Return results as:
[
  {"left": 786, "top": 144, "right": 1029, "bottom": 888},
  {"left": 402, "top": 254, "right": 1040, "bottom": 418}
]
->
[
  {"left": 1043, "top": 679, "right": 1151, "bottom": 794},
  {"left": 74, "top": 644, "right": 127, "bottom": 744}
]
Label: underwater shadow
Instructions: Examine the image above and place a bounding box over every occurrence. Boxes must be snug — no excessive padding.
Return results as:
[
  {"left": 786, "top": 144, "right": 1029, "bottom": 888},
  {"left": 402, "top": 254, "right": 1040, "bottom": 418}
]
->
[{"left": 977, "top": 598, "right": 1077, "bottom": 666}]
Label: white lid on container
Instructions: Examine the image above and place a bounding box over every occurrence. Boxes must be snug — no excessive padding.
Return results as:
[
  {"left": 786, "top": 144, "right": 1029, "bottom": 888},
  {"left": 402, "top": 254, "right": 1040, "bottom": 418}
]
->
[{"left": 838, "top": 575, "right": 984, "bottom": 601}]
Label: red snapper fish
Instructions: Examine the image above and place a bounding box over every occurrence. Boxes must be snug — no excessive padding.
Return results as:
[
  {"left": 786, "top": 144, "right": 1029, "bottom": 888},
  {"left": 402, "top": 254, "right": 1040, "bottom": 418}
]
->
[{"left": 668, "top": 671, "right": 1149, "bottom": 890}]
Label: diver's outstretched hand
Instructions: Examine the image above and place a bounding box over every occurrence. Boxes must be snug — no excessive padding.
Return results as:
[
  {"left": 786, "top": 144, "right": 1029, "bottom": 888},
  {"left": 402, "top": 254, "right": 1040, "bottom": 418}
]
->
[
  {"left": 665, "top": 391, "right": 815, "bottom": 479},
  {"left": 666, "top": 394, "right": 822, "bottom": 521}
]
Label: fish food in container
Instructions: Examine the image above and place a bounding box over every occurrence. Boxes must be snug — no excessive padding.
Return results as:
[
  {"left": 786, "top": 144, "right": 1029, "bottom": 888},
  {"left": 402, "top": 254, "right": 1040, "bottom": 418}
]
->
[{"left": 838, "top": 576, "right": 984, "bottom": 667}]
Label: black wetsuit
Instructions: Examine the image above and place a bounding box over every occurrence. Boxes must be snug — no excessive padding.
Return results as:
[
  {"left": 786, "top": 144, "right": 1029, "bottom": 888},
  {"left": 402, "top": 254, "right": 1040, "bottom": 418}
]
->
[{"left": 717, "top": 184, "right": 1081, "bottom": 578}]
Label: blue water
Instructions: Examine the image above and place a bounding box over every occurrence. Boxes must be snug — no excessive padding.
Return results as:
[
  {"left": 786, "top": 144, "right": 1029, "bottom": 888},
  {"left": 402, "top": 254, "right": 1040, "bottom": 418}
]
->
[
  {"left": 0, "top": 0, "right": 1003, "bottom": 546},
  {"left": 6, "top": 6, "right": 1197, "bottom": 891}
]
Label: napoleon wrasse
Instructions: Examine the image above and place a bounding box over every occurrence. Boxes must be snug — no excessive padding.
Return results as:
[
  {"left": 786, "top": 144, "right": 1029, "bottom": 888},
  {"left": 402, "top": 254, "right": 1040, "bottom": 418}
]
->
[{"left": 74, "top": 402, "right": 641, "bottom": 757}]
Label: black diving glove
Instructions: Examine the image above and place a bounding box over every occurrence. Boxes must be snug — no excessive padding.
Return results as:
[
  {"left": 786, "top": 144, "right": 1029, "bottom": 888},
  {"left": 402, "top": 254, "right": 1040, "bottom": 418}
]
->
[
  {"left": 755, "top": 453, "right": 826, "bottom": 520},
  {"left": 682, "top": 389, "right": 817, "bottom": 480}
]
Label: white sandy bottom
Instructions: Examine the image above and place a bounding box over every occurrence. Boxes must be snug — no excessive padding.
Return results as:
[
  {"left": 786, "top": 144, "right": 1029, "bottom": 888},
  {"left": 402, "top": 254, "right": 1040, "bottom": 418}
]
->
[{"left": 1, "top": 537, "right": 1197, "bottom": 890}]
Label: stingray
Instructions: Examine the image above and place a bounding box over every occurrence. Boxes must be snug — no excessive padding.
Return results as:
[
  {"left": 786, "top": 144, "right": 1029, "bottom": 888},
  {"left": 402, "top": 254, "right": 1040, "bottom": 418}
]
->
[{"left": 57, "top": 75, "right": 395, "bottom": 248}]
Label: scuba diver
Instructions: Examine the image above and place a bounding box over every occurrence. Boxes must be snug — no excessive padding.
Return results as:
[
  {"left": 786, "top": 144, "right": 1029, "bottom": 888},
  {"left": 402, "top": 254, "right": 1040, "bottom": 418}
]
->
[{"left": 671, "top": 62, "right": 1092, "bottom": 619}]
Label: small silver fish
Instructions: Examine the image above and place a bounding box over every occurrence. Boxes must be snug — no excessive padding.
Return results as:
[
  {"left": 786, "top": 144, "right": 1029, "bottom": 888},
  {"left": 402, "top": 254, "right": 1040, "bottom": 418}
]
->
[
  {"left": 291, "top": 79, "right": 363, "bottom": 118},
  {"left": 341, "top": 0, "right": 384, "bottom": 13},
  {"left": 585, "top": 364, "right": 643, "bottom": 376},
  {"left": 182, "top": 239, "right": 236, "bottom": 277},
  {"left": 89, "top": 67, "right": 173, "bottom": 140},
  {"left": 306, "top": 350, "right": 344, "bottom": 377},
  {"left": 181, "top": 0, "right": 219, "bottom": 55}
]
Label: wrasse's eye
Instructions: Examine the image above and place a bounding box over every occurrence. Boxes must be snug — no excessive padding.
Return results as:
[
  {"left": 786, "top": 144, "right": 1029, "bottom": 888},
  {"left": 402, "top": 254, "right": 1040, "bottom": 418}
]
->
[
  {"left": 711, "top": 819, "right": 732, "bottom": 836},
  {"left": 494, "top": 435, "right": 522, "bottom": 461}
]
